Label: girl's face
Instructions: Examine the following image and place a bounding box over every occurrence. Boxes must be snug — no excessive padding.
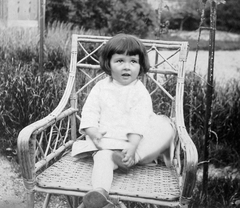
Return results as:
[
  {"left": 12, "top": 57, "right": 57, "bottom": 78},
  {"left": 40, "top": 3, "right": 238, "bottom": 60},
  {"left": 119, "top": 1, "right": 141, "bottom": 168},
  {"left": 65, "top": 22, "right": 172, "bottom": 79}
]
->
[{"left": 110, "top": 53, "right": 140, "bottom": 86}]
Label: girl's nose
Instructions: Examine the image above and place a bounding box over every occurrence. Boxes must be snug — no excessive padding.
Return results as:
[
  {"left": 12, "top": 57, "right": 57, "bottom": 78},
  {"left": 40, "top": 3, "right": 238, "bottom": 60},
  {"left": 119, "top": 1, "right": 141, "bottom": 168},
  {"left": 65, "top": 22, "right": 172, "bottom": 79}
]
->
[{"left": 124, "top": 62, "right": 131, "bottom": 70}]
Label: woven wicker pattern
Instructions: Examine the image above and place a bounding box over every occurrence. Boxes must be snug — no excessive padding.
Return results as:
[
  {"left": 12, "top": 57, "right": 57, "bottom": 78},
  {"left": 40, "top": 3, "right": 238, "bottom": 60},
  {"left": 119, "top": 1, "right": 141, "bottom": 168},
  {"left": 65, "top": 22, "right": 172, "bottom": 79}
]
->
[{"left": 36, "top": 154, "right": 180, "bottom": 201}]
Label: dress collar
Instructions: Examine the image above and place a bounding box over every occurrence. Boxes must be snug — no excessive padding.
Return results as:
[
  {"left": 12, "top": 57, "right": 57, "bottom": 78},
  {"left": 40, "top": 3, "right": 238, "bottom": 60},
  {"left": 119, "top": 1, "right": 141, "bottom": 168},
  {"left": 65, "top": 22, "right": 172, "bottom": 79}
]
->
[{"left": 111, "top": 77, "right": 138, "bottom": 87}]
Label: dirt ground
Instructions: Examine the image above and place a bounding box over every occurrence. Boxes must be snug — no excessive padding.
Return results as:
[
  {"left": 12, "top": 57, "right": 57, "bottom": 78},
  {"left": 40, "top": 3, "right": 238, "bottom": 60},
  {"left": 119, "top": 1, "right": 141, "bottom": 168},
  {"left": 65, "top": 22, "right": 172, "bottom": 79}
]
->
[
  {"left": 0, "top": 155, "right": 69, "bottom": 208},
  {"left": 0, "top": 156, "right": 26, "bottom": 208}
]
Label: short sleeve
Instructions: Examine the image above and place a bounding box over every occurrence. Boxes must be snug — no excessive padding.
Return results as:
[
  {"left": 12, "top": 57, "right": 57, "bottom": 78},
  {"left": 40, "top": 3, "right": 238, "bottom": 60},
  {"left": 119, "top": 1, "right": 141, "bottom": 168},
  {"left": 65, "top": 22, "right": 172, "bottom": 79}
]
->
[{"left": 79, "top": 83, "right": 101, "bottom": 131}]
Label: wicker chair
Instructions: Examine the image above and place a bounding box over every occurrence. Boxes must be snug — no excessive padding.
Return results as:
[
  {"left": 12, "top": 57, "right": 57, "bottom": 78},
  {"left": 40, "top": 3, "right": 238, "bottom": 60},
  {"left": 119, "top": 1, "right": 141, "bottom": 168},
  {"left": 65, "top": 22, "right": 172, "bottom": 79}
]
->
[{"left": 17, "top": 34, "right": 198, "bottom": 208}]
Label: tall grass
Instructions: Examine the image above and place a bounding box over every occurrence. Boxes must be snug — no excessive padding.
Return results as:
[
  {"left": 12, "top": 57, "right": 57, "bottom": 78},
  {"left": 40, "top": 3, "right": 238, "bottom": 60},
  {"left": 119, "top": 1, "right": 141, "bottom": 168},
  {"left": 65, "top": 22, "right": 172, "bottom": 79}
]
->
[
  {"left": 183, "top": 74, "right": 240, "bottom": 207},
  {"left": 0, "top": 23, "right": 239, "bottom": 207},
  {"left": 0, "top": 21, "right": 94, "bottom": 73},
  {"left": 0, "top": 64, "right": 67, "bottom": 148},
  {"left": 0, "top": 27, "right": 39, "bottom": 71},
  {"left": 0, "top": 22, "right": 94, "bottom": 147},
  {"left": 183, "top": 73, "right": 240, "bottom": 168}
]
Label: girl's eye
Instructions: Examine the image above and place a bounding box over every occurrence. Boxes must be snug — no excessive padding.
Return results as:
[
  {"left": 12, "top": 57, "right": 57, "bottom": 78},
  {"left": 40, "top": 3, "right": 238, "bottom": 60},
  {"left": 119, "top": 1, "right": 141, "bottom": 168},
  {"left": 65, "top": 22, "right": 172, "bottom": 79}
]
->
[
  {"left": 117, "top": 59, "right": 123, "bottom": 63},
  {"left": 131, "top": 60, "right": 138, "bottom": 64}
]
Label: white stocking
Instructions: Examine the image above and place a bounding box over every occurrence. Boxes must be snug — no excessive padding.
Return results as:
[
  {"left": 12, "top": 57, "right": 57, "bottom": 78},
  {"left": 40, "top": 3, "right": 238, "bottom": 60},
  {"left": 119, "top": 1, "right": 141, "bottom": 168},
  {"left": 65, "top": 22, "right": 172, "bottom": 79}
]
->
[{"left": 91, "top": 150, "right": 117, "bottom": 192}]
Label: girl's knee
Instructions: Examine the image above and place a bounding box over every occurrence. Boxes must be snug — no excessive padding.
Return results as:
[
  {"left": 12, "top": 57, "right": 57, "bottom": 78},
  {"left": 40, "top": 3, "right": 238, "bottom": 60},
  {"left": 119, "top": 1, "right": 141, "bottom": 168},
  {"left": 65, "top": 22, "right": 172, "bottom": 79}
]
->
[
  {"left": 164, "top": 121, "right": 176, "bottom": 137},
  {"left": 93, "top": 150, "right": 117, "bottom": 170},
  {"left": 151, "top": 114, "right": 176, "bottom": 137}
]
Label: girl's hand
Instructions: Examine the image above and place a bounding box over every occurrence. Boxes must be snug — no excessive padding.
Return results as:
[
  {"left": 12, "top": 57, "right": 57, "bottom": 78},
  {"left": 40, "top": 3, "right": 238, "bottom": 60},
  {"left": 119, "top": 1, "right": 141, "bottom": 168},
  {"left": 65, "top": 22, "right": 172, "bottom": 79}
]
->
[
  {"left": 121, "top": 133, "right": 141, "bottom": 167},
  {"left": 91, "top": 130, "right": 107, "bottom": 150},
  {"left": 122, "top": 146, "right": 136, "bottom": 167},
  {"left": 84, "top": 127, "right": 107, "bottom": 150}
]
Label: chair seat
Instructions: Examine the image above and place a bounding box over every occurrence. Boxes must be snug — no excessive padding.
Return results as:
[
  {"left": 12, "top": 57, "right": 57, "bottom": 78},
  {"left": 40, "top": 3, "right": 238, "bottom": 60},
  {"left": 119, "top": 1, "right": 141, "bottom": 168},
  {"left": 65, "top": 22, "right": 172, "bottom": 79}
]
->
[{"left": 36, "top": 153, "right": 180, "bottom": 202}]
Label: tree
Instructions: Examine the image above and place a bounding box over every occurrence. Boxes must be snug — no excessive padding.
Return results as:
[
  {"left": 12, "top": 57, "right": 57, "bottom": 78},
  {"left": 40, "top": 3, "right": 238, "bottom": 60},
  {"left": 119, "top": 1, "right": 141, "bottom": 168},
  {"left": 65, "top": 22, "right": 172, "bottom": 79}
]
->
[
  {"left": 46, "top": 0, "right": 71, "bottom": 24},
  {"left": 69, "top": 0, "right": 113, "bottom": 31},
  {"left": 106, "top": 0, "right": 157, "bottom": 38},
  {"left": 166, "top": 0, "right": 201, "bottom": 31},
  {"left": 46, "top": 0, "right": 157, "bottom": 38},
  {"left": 205, "top": 0, "right": 240, "bottom": 32}
]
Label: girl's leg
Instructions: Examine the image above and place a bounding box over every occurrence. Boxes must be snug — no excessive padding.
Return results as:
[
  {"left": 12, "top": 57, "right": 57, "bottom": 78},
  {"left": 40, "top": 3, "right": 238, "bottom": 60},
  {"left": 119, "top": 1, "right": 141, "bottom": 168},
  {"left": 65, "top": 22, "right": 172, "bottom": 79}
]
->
[
  {"left": 136, "top": 114, "right": 176, "bottom": 167},
  {"left": 92, "top": 149, "right": 117, "bottom": 192},
  {"left": 82, "top": 150, "right": 117, "bottom": 208}
]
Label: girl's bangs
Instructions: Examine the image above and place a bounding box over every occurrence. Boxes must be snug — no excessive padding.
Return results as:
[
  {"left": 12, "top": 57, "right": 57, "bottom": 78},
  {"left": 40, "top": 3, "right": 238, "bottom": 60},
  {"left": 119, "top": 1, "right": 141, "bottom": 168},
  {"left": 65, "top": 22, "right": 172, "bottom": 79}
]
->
[{"left": 111, "top": 37, "right": 141, "bottom": 55}]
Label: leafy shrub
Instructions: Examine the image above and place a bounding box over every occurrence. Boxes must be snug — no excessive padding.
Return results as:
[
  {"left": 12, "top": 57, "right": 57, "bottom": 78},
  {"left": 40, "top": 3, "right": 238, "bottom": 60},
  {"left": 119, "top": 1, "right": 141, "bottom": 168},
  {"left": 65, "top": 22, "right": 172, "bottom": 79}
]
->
[
  {"left": 0, "top": 27, "right": 39, "bottom": 63},
  {"left": 105, "top": 0, "right": 157, "bottom": 38},
  {"left": 191, "top": 173, "right": 240, "bottom": 208},
  {"left": 205, "top": 0, "right": 240, "bottom": 33},
  {"left": 0, "top": 64, "right": 67, "bottom": 147},
  {"left": 0, "top": 23, "right": 94, "bottom": 148},
  {"left": 212, "top": 80, "right": 240, "bottom": 149},
  {"left": 176, "top": 72, "right": 240, "bottom": 168},
  {"left": 48, "top": 0, "right": 157, "bottom": 38}
]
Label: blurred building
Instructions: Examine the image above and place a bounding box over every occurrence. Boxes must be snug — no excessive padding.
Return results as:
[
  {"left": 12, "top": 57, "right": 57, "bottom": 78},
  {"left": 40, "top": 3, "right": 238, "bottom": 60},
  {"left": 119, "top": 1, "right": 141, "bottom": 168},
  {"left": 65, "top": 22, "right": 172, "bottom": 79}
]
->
[{"left": 0, "top": 0, "right": 38, "bottom": 28}]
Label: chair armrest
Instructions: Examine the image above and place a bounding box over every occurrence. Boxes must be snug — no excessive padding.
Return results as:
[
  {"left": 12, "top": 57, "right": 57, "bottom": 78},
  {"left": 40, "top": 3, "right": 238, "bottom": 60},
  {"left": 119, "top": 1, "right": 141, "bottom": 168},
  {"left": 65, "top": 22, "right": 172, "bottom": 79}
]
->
[
  {"left": 176, "top": 124, "right": 198, "bottom": 205},
  {"left": 17, "top": 107, "right": 78, "bottom": 186}
]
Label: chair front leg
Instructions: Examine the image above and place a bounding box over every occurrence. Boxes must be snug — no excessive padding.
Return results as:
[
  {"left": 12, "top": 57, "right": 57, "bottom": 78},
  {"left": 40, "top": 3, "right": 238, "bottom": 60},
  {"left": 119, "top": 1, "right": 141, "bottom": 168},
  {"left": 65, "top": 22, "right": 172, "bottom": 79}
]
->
[
  {"left": 43, "top": 193, "right": 51, "bottom": 208},
  {"left": 26, "top": 189, "right": 35, "bottom": 208}
]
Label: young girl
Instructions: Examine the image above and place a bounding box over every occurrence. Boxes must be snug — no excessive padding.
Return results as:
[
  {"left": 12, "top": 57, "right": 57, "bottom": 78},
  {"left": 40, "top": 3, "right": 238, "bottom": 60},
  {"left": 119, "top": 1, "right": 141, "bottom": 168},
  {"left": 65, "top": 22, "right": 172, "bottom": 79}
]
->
[{"left": 77, "top": 34, "right": 176, "bottom": 208}]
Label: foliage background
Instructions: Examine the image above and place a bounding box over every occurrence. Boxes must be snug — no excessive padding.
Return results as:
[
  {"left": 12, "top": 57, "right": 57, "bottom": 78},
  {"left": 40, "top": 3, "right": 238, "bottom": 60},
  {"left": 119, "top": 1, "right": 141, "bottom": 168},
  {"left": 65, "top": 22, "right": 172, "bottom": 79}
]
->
[
  {"left": 0, "top": 0, "right": 240, "bottom": 207},
  {"left": 46, "top": 0, "right": 240, "bottom": 37}
]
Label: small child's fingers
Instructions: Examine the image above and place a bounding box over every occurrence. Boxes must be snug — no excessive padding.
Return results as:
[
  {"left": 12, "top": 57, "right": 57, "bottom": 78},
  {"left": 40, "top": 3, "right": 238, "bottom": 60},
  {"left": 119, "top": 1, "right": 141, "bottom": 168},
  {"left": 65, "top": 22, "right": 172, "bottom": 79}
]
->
[
  {"left": 100, "top": 130, "right": 107, "bottom": 137},
  {"left": 93, "top": 138, "right": 103, "bottom": 150},
  {"left": 122, "top": 149, "right": 127, "bottom": 154},
  {"left": 124, "top": 158, "right": 134, "bottom": 167},
  {"left": 122, "top": 154, "right": 130, "bottom": 163}
]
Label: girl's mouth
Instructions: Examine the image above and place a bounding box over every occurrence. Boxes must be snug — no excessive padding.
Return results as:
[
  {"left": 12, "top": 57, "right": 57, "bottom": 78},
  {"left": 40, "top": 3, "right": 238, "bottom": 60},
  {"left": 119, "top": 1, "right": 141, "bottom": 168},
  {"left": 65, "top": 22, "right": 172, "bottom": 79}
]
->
[{"left": 122, "top": 73, "right": 130, "bottom": 77}]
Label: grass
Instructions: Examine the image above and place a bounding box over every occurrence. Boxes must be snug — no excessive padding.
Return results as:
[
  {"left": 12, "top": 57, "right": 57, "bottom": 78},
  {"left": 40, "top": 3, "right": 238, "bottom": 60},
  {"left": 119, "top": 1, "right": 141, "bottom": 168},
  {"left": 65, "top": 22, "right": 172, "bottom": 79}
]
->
[
  {"left": 0, "top": 22, "right": 240, "bottom": 207},
  {"left": 154, "top": 30, "right": 240, "bottom": 51}
]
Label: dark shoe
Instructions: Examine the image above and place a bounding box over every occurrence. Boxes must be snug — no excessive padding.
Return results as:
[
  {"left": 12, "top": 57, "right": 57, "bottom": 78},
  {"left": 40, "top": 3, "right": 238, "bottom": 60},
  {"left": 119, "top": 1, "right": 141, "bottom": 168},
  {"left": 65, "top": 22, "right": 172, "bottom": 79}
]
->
[
  {"left": 83, "top": 188, "right": 111, "bottom": 208},
  {"left": 112, "top": 151, "right": 129, "bottom": 173},
  {"left": 103, "top": 198, "right": 127, "bottom": 208},
  {"left": 116, "top": 201, "right": 127, "bottom": 208},
  {"left": 77, "top": 202, "right": 85, "bottom": 208}
]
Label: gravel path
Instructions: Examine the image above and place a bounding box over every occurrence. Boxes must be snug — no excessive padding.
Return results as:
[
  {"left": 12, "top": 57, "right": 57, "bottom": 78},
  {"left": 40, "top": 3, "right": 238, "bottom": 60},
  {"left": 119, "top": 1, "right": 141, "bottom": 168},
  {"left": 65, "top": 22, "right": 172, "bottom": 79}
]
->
[
  {"left": 0, "top": 156, "right": 26, "bottom": 208},
  {"left": 0, "top": 155, "right": 68, "bottom": 208}
]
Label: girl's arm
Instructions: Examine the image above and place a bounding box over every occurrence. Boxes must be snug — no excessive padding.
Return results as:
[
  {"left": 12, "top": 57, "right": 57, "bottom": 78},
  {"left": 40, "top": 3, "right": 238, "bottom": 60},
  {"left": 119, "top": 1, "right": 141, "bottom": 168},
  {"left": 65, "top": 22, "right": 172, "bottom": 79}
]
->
[
  {"left": 84, "top": 127, "right": 107, "bottom": 150},
  {"left": 80, "top": 82, "right": 105, "bottom": 149},
  {"left": 80, "top": 83, "right": 101, "bottom": 134}
]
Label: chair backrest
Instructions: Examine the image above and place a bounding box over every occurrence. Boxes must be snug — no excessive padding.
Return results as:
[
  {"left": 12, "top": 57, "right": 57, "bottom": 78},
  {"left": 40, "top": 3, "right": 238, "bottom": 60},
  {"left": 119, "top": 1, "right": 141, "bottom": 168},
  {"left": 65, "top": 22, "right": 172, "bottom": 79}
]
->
[
  {"left": 30, "top": 34, "right": 189, "bottom": 168},
  {"left": 17, "top": 34, "right": 198, "bottom": 207},
  {"left": 70, "top": 35, "right": 189, "bottom": 124}
]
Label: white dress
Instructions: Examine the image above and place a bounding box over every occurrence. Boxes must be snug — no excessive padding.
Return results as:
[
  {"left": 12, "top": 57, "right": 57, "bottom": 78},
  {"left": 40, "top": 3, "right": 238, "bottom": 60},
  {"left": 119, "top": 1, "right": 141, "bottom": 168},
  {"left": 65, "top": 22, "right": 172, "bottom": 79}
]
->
[
  {"left": 72, "top": 76, "right": 175, "bottom": 165},
  {"left": 80, "top": 76, "right": 153, "bottom": 141}
]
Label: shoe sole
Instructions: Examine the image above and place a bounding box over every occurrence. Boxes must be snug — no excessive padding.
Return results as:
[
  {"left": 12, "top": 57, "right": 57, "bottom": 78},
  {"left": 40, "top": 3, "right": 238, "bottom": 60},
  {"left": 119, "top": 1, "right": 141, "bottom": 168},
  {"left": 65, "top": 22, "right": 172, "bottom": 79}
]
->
[{"left": 83, "top": 190, "right": 109, "bottom": 208}]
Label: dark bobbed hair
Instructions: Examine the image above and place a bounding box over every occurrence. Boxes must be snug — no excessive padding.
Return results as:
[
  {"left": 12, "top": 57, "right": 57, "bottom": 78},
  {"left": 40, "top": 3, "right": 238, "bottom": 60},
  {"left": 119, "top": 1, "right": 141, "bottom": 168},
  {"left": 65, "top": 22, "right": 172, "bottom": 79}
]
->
[{"left": 99, "top": 34, "right": 150, "bottom": 76}]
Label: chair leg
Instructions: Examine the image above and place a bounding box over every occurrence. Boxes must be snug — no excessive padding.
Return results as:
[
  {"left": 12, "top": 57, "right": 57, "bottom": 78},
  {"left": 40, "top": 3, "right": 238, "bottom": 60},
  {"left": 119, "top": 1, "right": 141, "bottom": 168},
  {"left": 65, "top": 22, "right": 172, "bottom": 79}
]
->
[
  {"left": 77, "top": 202, "right": 85, "bottom": 208},
  {"left": 72, "top": 196, "right": 79, "bottom": 208},
  {"left": 26, "top": 190, "right": 35, "bottom": 208},
  {"left": 43, "top": 194, "right": 51, "bottom": 208},
  {"left": 66, "top": 196, "right": 73, "bottom": 208},
  {"left": 66, "top": 196, "right": 80, "bottom": 208}
]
